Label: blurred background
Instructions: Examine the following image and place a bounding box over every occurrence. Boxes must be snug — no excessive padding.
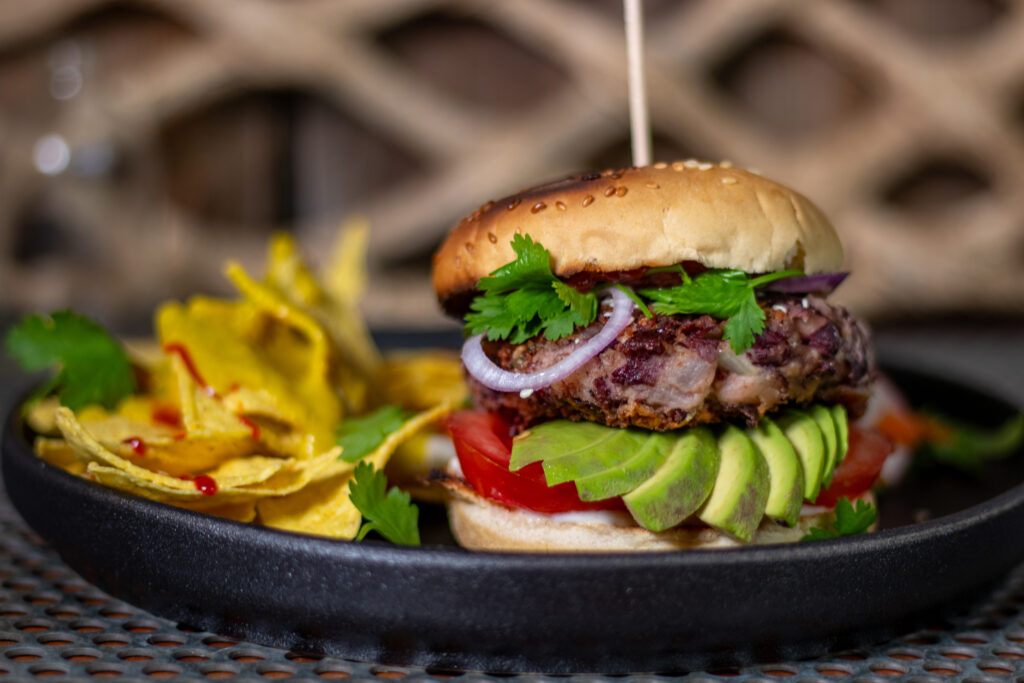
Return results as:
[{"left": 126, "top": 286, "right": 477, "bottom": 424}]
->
[{"left": 0, "top": 0, "right": 1022, "bottom": 390}]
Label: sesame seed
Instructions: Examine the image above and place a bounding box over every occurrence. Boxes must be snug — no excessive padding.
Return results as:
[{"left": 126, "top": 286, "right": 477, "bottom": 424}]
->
[
  {"left": 507, "top": 198, "right": 521, "bottom": 210},
  {"left": 684, "top": 159, "right": 699, "bottom": 168},
  {"left": 487, "top": 232, "right": 497, "bottom": 243},
  {"left": 646, "top": 181, "right": 660, "bottom": 189},
  {"left": 555, "top": 200, "right": 566, "bottom": 211},
  {"left": 531, "top": 201, "right": 547, "bottom": 214},
  {"left": 653, "top": 161, "right": 668, "bottom": 169},
  {"left": 720, "top": 160, "right": 733, "bottom": 168},
  {"left": 464, "top": 242, "right": 474, "bottom": 252},
  {"left": 582, "top": 195, "right": 594, "bottom": 207},
  {"left": 671, "top": 161, "right": 685, "bottom": 171},
  {"left": 615, "top": 186, "right": 628, "bottom": 197},
  {"left": 697, "top": 162, "right": 713, "bottom": 170},
  {"left": 721, "top": 177, "right": 737, "bottom": 185},
  {"left": 603, "top": 186, "right": 616, "bottom": 197}
]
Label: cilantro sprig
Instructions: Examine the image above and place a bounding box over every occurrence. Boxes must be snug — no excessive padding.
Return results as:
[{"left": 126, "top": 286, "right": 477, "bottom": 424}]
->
[
  {"left": 802, "top": 497, "right": 877, "bottom": 541},
  {"left": 639, "top": 269, "right": 802, "bottom": 353},
  {"left": 920, "top": 412, "right": 1024, "bottom": 474},
  {"left": 349, "top": 462, "right": 420, "bottom": 546},
  {"left": 464, "top": 234, "right": 598, "bottom": 344},
  {"left": 336, "top": 405, "right": 412, "bottom": 463},
  {"left": 4, "top": 311, "right": 136, "bottom": 411}
]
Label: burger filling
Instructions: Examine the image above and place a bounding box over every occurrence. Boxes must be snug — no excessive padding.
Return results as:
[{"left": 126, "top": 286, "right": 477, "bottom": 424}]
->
[
  {"left": 444, "top": 233, "right": 889, "bottom": 541},
  {"left": 469, "top": 293, "right": 872, "bottom": 433}
]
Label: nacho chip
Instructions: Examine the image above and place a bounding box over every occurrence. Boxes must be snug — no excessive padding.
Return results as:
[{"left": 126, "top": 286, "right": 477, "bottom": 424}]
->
[
  {"left": 381, "top": 350, "right": 467, "bottom": 411},
  {"left": 257, "top": 402, "right": 453, "bottom": 538},
  {"left": 24, "top": 396, "right": 61, "bottom": 436},
  {"left": 256, "top": 474, "right": 361, "bottom": 538},
  {"left": 157, "top": 296, "right": 338, "bottom": 454},
  {"left": 84, "top": 446, "right": 341, "bottom": 505},
  {"left": 34, "top": 437, "right": 84, "bottom": 474}
]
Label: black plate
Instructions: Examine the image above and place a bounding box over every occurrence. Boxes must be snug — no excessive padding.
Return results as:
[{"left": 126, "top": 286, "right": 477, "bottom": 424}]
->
[{"left": 3, "top": 364, "right": 1023, "bottom": 674}]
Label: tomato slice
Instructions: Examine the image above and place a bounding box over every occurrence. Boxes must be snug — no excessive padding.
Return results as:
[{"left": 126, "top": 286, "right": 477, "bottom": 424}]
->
[
  {"left": 445, "top": 411, "right": 624, "bottom": 514},
  {"left": 814, "top": 425, "right": 894, "bottom": 507}
]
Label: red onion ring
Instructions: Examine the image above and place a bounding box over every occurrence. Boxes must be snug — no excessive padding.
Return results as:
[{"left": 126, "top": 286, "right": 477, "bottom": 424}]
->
[
  {"left": 462, "top": 287, "right": 635, "bottom": 393},
  {"left": 762, "top": 272, "right": 848, "bottom": 294}
]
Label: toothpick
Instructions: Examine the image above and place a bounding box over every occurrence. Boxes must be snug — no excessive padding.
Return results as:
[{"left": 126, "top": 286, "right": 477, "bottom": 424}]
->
[{"left": 624, "top": 0, "right": 650, "bottom": 167}]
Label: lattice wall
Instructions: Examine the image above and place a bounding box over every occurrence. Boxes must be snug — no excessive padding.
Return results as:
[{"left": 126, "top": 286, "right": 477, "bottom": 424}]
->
[{"left": 1, "top": 0, "right": 1022, "bottom": 330}]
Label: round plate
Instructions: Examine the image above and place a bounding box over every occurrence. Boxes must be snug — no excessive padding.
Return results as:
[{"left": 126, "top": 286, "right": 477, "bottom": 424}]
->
[{"left": 3, "top": 364, "right": 1023, "bottom": 674}]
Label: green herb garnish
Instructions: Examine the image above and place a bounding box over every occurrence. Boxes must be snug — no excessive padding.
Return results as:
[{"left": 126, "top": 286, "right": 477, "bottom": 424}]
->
[
  {"left": 349, "top": 462, "right": 420, "bottom": 546},
  {"left": 921, "top": 412, "right": 1024, "bottom": 474},
  {"left": 802, "top": 497, "right": 877, "bottom": 541},
  {"left": 464, "top": 234, "right": 598, "bottom": 344},
  {"left": 336, "top": 405, "right": 412, "bottom": 463},
  {"left": 639, "top": 269, "right": 802, "bottom": 352},
  {"left": 4, "top": 311, "right": 136, "bottom": 411}
]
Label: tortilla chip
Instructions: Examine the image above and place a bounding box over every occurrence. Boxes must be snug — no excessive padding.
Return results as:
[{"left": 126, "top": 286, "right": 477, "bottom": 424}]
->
[
  {"left": 257, "top": 402, "right": 453, "bottom": 539},
  {"left": 257, "top": 474, "right": 361, "bottom": 538},
  {"left": 34, "top": 437, "right": 84, "bottom": 474},
  {"left": 381, "top": 350, "right": 467, "bottom": 411}
]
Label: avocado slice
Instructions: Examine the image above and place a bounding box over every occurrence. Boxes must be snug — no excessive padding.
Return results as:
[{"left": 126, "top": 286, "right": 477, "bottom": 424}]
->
[
  {"left": 831, "top": 404, "right": 849, "bottom": 465},
  {"left": 747, "top": 417, "right": 804, "bottom": 526},
  {"left": 697, "top": 425, "right": 770, "bottom": 541},
  {"left": 509, "top": 421, "right": 647, "bottom": 485},
  {"left": 776, "top": 411, "right": 827, "bottom": 501},
  {"left": 810, "top": 405, "right": 839, "bottom": 488},
  {"left": 574, "top": 432, "right": 675, "bottom": 501},
  {"left": 622, "top": 428, "right": 719, "bottom": 532}
]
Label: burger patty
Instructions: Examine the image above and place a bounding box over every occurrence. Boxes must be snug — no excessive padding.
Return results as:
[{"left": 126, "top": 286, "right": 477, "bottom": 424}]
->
[{"left": 469, "top": 294, "right": 873, "bottom": 432}]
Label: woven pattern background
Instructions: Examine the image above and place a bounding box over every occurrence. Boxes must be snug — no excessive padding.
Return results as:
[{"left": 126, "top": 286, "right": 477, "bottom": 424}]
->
[{"left": 0, "top": 0, "right": 1022, "bottom": 329}]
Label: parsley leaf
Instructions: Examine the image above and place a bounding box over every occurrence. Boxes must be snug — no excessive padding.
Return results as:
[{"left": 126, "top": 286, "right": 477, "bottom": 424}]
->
[
  {"left": 349, "top": 462, "right": 420, "bottom": 546},
  {"left": 4, "top": 311, "right": 136, "bottom": 411},
  {"left": 802, "top": 497, "right": 877, "bottom": 541},
  {"left": 638, "top": 269, "right": 802, "bottom": 353},
  {"left": 464, "top": 234, "right": 598, "bottom": 343},
  {"left": 336, "top": 405, "right": 412, "bottom": 463}
]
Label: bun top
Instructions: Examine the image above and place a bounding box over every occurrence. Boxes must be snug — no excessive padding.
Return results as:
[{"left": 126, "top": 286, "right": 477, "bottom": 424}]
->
[{"left": 432, "top": 161, "right": 843, "bottom": 308}]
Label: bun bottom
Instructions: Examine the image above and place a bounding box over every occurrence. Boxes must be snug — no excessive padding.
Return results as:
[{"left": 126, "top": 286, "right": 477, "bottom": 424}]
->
[{"left": 441, "top": 476, "right": 874, "bottom": 552}]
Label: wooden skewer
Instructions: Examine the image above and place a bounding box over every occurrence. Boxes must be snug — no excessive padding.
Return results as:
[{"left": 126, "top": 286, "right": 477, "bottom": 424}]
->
[{"left": 624, "top": 0, "right": 651, "bottom": 167}]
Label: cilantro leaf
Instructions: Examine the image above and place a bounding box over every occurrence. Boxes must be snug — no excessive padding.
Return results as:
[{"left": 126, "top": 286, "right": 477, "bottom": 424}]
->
[
  {"left": 614, "top": 284, "right": 652, "bottom": 319},
  {"left": 638, "top": 269, "right": 801, "bottom": 353},
  {"left": 921, "top": 412, "right": 1024, "bottom": 474},
  {"left": 349, "top": 462, "right": 420, "bottom": 546},
  {"left": 464, "top": 235, "right": 598, "bottom": 343},
  {"left": 802, "top": 497, "right": 877, "bottom": 541},
  {"left": 336, "top": 405, "right": 412, "bottom": 463},
  {"left": 477, "top": 233, "right": 555, "bottom": 293},
  {"left": 4, "top": 311, "right": 136, "bottom": 411}
]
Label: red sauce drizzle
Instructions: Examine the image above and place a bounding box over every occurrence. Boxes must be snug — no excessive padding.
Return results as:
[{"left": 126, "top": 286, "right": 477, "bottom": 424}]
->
[
  {"left": 193, "top": 475, "right": 218, "bottom": 496},
  {"left": 122, "top": 437, "right": 146, "bottom": 456},
  {"left": 237, "top": 415, "right": 261, "bottom": 442},
  {"left": 151, "top": 403, "right": 183, "bottom": 429},
  {"left": 163, "top": 343, "right": 218, "bottom": 397},
  {"left": 172, "top": 432, "right": 187, "bottom": 441}
]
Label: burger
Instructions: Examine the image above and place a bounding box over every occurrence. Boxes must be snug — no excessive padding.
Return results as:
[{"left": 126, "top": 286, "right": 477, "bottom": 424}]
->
[{"left": 431, "top": 161, "right": 893, "bottom": 551}]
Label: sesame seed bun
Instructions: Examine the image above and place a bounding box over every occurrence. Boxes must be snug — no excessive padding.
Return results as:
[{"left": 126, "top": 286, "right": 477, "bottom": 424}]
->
[{"left": 432, "top": 161, "right": 843, "bottom": 312}]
